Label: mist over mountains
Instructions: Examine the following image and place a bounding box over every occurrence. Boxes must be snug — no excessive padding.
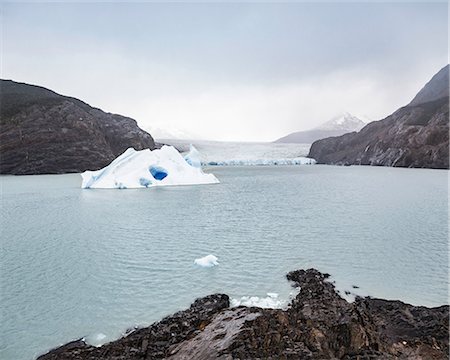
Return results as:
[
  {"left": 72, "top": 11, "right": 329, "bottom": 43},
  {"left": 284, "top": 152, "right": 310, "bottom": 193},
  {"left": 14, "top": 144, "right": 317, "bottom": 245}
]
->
[
  {"left": 308, "top": 65, "right": 449, "bottom": 169},
  {"left": 275, "top": 112, "right": 366, "bottom": 144},
  {"left": 1, "top": 65, "right": 448, "bottom": 175}
]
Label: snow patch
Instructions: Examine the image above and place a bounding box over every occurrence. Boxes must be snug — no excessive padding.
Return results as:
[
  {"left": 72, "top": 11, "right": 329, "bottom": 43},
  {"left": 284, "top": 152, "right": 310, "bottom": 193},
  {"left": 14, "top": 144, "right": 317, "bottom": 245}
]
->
[
  {"left": 81, "top": 145, "right": 219, "bottom": 189},
  {"left": 194, "top": 254, "right": 219, "bottom": 267}
]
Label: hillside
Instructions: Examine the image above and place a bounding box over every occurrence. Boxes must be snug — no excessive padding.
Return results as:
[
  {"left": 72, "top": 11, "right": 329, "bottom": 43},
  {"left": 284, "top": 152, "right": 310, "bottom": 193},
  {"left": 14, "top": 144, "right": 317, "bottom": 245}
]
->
[
  {"left": 0, "top": 80, "right": 156, "bottom": 174},
  {"left": 308, "top": 65, "right": 449, "bottom": 169}
]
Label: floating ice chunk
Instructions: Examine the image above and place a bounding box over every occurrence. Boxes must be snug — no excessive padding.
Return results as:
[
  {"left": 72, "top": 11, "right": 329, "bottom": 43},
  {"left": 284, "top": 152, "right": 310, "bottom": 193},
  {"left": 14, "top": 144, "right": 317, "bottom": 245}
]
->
[
  {"left": 95, "top": 333, "right": 106, "bottom": 341},
  {"left": 231, "top": 293, "right": 287, "bottom": 309},
  {"left": 81, "top": 145, "right": 219, "bottom": 189},
  {"left": 194, "top": 254, "right": 219, "bottom": 267},
  {"left": 85, "top": 332, "right": 107, "bottom": 347},
  {"left": 184, "top": 145, "right": 202, "bottom": 168}
]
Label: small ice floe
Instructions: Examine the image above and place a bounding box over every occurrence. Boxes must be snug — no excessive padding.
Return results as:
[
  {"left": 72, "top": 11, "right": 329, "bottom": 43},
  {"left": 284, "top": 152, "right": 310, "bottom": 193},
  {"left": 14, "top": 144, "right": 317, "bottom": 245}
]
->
[
  {"left": 341, "top": 291, "right": 357, "bottom": 303},
  {"left": 194, "top": 254, "right": 219, "bottom": 267},
  {"left": 231, "top": 292, "right": 287, "bottom": 309},
  {"left": 85, "top": 332, "right": 107, "bottom": 347}
]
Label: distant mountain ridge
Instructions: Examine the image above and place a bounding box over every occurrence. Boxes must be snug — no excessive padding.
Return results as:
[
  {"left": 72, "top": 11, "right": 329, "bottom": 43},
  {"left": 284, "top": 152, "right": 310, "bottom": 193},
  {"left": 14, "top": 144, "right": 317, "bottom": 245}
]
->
[
  {"left": 0, "top": 80, "right": 156, "bottom": 175},
  {"left": 317, "top": 112, "right": 366, "bottom": 131},
  {"left": 275, "top": 112, "right": 366, "bottom": 144},
  {"left": 308, "top": 65, "right": 449, "bottom": 169}
]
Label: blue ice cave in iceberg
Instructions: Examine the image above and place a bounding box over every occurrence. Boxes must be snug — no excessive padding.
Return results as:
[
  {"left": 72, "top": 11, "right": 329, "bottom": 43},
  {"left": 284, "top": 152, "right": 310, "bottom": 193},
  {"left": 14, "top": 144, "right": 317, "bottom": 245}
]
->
[
  {"left": 81, "top": 145, "right": 219, "bottom": 189},
  {"left": 149, "top": 166, "right": 168, "bottom": 181}
]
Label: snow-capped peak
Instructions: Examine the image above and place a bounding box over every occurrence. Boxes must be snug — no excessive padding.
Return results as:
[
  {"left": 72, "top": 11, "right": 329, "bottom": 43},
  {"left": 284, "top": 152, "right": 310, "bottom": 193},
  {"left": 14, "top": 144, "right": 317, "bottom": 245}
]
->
[{"left": 316, "top": 112, "right": 366, "bottom": 132}]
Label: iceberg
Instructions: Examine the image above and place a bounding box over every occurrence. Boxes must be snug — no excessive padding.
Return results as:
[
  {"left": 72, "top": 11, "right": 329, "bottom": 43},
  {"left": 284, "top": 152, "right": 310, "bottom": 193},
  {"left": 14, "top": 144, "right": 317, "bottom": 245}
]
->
[
  {"left": 194, "top": 254, "right": 219, "bottom": 267},
  {"left": 184, "top": 144, "right": 202, "bottom": 168},
  {"left": 81, "top": 145, "right": 219, "bottom": 189}
]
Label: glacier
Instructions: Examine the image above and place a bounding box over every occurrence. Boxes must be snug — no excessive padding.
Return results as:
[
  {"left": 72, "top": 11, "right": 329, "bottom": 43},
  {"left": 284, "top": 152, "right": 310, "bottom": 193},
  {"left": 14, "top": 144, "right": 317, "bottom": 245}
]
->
[
  {"left": 161, "top": 140, "right": 316, "bottom": 166},
  {"left": 204, "top": 157, "right": 315, "bottom": 166},
  {"left": 81, "top": 145, "right": 219, "bottom": 189}
]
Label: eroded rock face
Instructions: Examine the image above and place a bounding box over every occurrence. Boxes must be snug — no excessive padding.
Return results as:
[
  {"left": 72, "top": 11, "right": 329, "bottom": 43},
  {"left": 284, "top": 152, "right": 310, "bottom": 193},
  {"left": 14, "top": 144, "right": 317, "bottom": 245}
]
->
[
  {"left": 308, "top": 65, "right": 449, "bottom": 169},
  {"left": 0, "top": 80, "right": 155, "bottom": 175},
  {"left": 38, "top": 269, "right": 449, "bottom": 360}
]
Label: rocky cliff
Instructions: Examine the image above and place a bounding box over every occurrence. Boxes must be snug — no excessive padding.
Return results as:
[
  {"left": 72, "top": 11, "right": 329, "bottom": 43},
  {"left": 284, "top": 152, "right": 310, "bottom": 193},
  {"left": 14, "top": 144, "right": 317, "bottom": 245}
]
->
[
  {"left": 308, "top": 65, "right": 449, "bottom": 169},
  {"left": 0, "top": 80, "right": 155, "bottom": 174},
  {"left": 38, "top": 268, "right": 449, "bottom": 360}
]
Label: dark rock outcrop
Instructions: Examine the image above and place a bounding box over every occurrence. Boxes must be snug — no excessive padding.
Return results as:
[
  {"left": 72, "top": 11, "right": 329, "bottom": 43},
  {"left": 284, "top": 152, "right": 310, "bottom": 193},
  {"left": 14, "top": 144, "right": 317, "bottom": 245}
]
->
[
  {"left": 0, "top": 80, "right": 156, "bottom": 174},
  {"left": 38, "top": 269, "right": 449, "bottom": 360},
  {"left": 38, "top": 294, "right": 230, "bottom": 360},
  {"left": 308, "top": 65, "right": 449, "bottom": 169}
]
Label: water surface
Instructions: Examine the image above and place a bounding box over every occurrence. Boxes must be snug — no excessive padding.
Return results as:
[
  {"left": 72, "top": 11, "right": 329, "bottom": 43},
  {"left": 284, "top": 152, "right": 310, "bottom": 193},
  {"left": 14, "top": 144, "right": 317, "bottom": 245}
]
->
[{"left": 1, "top": 165, "right": 448, "bottom": 360}]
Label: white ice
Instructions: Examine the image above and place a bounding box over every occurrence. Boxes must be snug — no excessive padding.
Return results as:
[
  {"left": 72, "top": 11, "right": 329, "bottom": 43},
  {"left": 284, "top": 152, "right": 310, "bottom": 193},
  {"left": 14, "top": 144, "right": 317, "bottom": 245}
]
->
[
  {"left": 165, "top": 140, "right": 316, "bottom": 166},
  {"left": 85, "top": 333, "right": 107, "bottom": 347},
  {"left": 184, "top": 144, "right": 202, "bottom": 168},
  {"left": 81, "top": 145, "right": 219, "bottom": 189},
  {"left": 194, "top": 254, "right": 219, "bottom": 267},
  {"left": 205, "top": 157, "right": 315, "bottom": 166},
  {"left": 230, "top": 292, "right": 287, "bottom": 309}
]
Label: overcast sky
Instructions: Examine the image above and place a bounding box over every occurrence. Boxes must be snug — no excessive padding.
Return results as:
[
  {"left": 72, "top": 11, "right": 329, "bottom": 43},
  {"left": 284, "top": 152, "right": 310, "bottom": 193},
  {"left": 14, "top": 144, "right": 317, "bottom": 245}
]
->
[{"left": 1, "top": 2, "right": 448, "bottom": 141}]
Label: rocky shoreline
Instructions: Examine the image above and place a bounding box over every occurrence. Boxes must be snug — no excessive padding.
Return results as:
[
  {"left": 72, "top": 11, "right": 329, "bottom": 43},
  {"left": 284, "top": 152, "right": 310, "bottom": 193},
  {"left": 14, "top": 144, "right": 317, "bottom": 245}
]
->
[{"left": 38, "top": 269, "right": 449, "bottom": 360}]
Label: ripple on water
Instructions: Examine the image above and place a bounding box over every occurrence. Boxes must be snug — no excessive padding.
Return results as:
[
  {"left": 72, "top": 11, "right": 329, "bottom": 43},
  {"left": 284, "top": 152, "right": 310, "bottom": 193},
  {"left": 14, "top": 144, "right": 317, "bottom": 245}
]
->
[{"left": 0, "top": 166, "right": 448, "bottom": 360}]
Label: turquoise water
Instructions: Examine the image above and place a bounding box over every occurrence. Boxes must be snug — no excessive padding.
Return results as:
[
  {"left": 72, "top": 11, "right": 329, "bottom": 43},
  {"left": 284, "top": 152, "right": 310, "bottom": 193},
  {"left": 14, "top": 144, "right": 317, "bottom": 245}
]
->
[{"left": 1, "top": 165, "right": 448, "bottom": 360}]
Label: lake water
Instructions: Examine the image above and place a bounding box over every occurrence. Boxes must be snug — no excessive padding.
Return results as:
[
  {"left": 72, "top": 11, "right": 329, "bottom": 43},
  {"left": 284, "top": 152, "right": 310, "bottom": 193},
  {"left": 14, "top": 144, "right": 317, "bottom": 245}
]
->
[{"left": 1, "top": 144, "right": 448, "bottom": 360}]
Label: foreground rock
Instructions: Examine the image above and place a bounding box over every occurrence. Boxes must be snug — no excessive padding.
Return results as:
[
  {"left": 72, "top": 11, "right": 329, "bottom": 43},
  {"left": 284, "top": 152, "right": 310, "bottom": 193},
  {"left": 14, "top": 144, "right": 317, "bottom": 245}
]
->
[
  {"left": 308, "top": 65, "right": 449, "bottom": 169},
  {"left": 0, "top": 80, "right": 155, "bottom": 175},
  {"left": 38, "top": 269, "right": 449, "bottom": 360}
]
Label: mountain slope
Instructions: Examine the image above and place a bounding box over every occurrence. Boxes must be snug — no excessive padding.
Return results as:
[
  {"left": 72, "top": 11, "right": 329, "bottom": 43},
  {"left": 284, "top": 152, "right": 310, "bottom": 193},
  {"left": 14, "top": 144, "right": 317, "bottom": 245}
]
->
[
  {"left": 275, "top": 113, "right": 365, "bottom": 144},
  {"left": 308, "top": 65, "right": 449, "bottom": 169},
  {"left": 0, "top": 80, "right": 156, "bottom": 175}
]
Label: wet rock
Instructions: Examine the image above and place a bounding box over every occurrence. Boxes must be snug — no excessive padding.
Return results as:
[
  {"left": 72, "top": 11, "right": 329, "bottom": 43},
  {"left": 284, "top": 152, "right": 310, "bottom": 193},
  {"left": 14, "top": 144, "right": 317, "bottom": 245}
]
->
[
  {"left": 167, "top": 308, "right": 260, "bottom": 359},
  {"left": 38, "top": 294, "right": 229, "bottom": 360},
  {"left": 38, "top": 270, "right": 449, "bottom": 360}
]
